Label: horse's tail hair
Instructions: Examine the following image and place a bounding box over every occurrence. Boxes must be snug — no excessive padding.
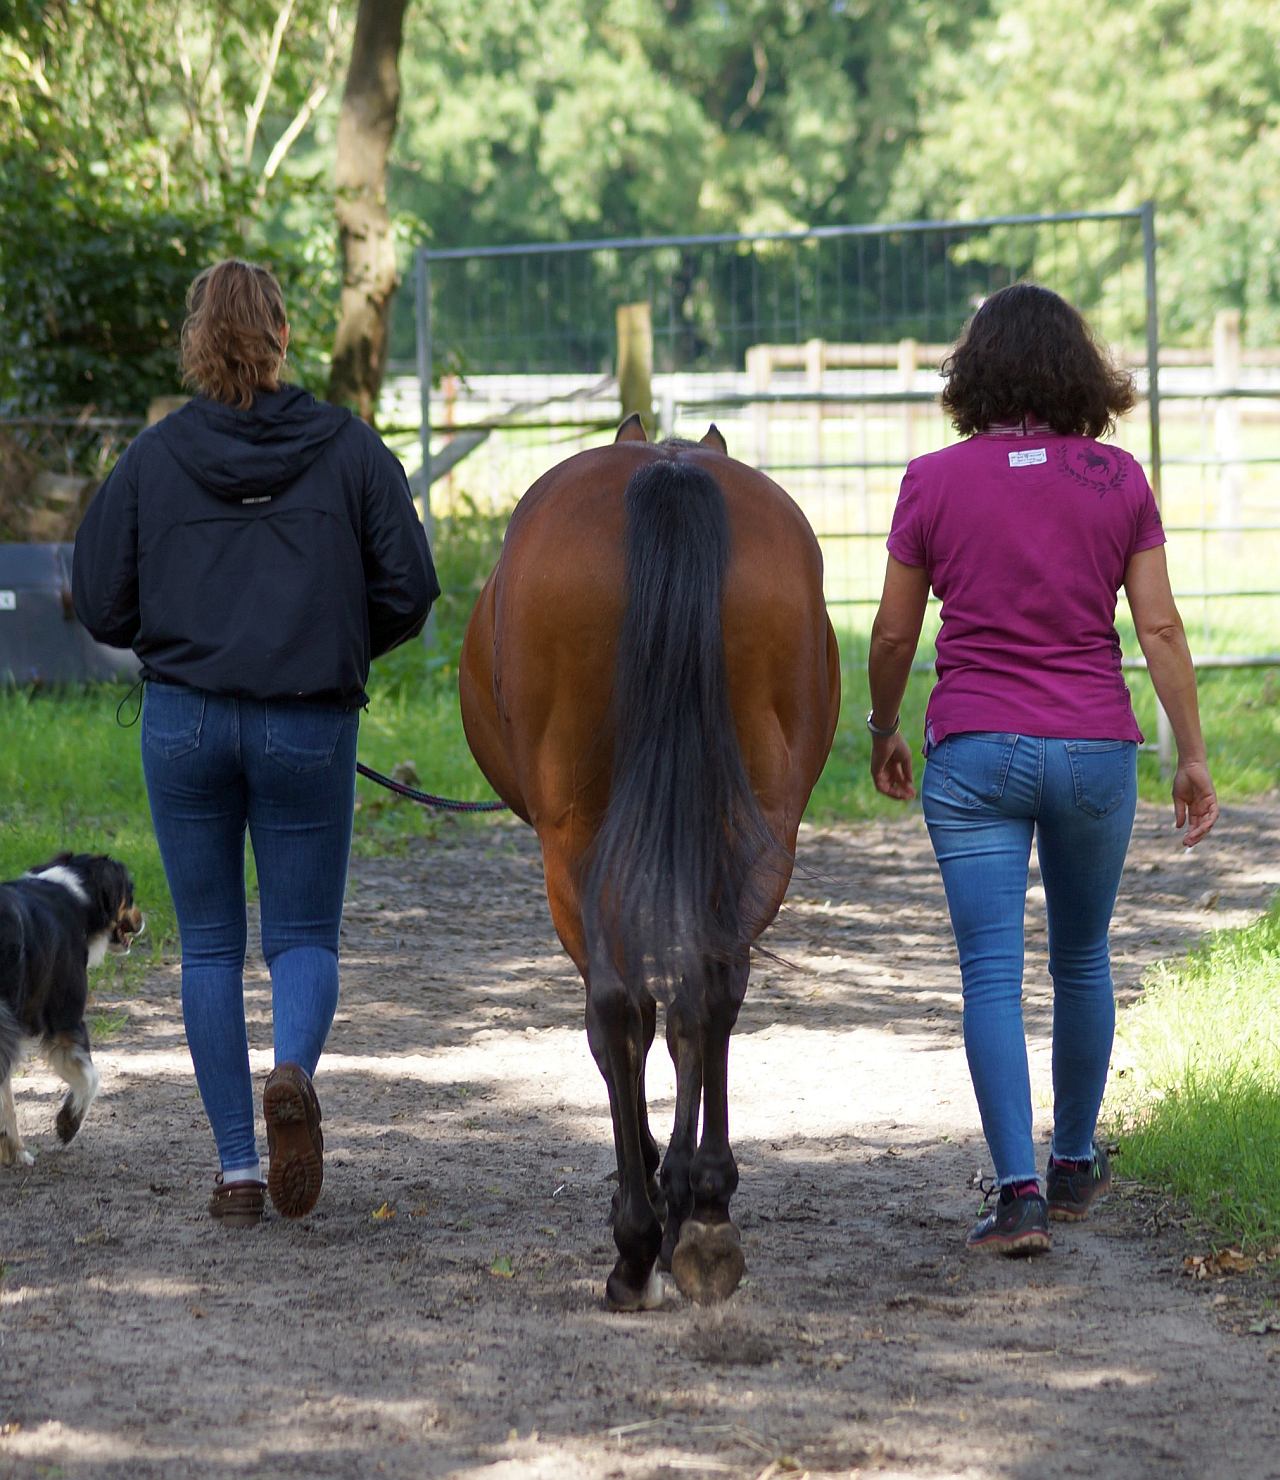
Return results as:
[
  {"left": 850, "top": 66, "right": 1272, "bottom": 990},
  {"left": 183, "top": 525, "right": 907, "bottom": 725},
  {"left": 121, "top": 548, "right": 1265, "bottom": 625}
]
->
[{"left": 581, "top": 456, "right": 779, "bottom": 1000}]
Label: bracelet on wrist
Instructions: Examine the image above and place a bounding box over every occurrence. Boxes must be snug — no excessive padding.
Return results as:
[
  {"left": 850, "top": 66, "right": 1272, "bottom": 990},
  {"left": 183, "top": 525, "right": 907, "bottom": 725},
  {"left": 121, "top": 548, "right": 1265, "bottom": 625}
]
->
[{"left": 865, "top": 709, "right": 900, "bottom": 738}]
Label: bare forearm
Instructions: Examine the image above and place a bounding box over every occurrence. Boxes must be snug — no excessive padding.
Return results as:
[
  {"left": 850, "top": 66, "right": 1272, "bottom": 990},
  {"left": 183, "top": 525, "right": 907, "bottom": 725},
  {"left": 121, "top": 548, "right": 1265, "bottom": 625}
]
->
[
  {"left": 868, "top": 628, "right": 917, "bottom": 728},
  {"left": 1138, "top": 620, "right": 1207, "bottom": 762}
]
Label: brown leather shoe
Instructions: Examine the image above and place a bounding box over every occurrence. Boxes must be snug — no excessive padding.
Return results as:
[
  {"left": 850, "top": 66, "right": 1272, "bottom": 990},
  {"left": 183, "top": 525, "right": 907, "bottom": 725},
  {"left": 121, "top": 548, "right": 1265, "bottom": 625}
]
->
[
  {"left": 264, "top": 1063, "right": 324, "bottom": 1218},
  {"left": 208, "top": 1175, "right": 266, "bottom": 1227}
]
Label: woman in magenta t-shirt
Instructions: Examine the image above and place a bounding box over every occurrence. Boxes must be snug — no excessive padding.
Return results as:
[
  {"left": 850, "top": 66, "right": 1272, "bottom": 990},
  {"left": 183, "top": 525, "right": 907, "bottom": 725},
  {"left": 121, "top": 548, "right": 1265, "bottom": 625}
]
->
[{"left": 867, "top": 283, "right": 1219, "bottom": 1257}]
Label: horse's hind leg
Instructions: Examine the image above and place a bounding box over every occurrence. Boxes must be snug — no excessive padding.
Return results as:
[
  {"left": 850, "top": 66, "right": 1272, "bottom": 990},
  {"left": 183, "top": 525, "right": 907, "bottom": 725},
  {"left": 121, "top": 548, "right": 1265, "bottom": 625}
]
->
[
  {"left": 585, "top": 961, "right": 664, "bottom": 1312},
  {"left": 636, "top": 989, "right": 664, "bottom": 1217},
  {"left": 611, "top": 988, "right": 665, "bottom": 1230},
  {"left": 670, "top": 947, "right": 749, "bottom": 1305},
  {"left": 658, "top": 987, "right": 703, "bottom": 1270}
]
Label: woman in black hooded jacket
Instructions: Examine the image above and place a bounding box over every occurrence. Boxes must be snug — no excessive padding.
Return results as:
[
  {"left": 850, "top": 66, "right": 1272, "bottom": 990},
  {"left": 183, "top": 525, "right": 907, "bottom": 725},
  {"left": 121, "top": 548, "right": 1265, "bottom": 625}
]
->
[{"left": 74, "top": 258, "right": 439, "bottom": 1227}]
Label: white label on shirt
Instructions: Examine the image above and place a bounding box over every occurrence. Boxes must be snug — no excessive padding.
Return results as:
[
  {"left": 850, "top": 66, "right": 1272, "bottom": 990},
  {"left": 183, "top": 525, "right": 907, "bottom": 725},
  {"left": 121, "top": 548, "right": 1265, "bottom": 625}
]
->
[
  {"left": 1008, "top": 448, "right": 1047, "bottom": 467},
  {"left": 0, "top": 591, "right": 15, "bottom": 610}
]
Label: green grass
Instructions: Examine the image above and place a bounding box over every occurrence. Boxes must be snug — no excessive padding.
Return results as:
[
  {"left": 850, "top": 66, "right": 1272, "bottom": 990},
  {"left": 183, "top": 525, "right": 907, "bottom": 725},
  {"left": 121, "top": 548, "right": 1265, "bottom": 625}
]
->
[
  {"left": 1106, "top": 899, "right": 1280, "bottom": 1251},
  {"left": 0, "top": 685, "right": 178, "bottom": 972},
  {"left": 2, "top": 487, "right": 1276, "bottom": 946}
]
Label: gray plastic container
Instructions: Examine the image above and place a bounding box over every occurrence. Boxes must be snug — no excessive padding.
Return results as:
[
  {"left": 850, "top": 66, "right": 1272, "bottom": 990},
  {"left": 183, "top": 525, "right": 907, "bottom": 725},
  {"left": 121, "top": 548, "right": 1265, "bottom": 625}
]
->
[{"left": 0, "top": 543, "right": 139, "bottom": 685}]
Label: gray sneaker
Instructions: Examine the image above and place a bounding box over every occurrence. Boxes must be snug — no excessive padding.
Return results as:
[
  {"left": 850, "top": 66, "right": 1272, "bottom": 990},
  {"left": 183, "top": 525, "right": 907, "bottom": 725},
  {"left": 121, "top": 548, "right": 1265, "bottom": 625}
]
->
[
  {"left": 966, "top": 1182, "right": 1051, "bottom": 1256},
  {"left": 1046, "top": 1143, "right": 1111, "bottom": 1222}
]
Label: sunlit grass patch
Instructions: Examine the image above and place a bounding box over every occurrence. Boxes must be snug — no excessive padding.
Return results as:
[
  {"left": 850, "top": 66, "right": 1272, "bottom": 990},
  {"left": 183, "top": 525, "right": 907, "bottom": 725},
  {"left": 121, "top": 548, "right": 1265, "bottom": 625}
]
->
[{"left": 1106, "top": 898, "right": 1280, "bottom": 1250}]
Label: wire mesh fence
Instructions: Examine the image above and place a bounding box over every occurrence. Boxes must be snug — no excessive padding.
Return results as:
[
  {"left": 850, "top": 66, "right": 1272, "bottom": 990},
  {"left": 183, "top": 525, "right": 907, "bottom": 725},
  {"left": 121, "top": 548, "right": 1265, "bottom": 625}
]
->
[
  {"left": 397, "top": 207, "right": 1279, "bottom": 694},
  {"left": 403, "top": 210, "right": 1160, "bottom": 607}
]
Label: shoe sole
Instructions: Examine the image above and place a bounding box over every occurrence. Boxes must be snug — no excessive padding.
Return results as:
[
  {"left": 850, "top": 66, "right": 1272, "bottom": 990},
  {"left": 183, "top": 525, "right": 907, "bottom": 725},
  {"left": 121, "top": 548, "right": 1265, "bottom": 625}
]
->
[
  {"left": 967, "top": 1230, "right": 1051, "bottom": 1256},
  {"left": 1047, "top": 1180, "right": 1111, "bottom": 1222},
  {"left": 264, "top": 1073, "right": 323, "bottom": 1219},
  {"left": 211, "top": 1208, "right": 264, "bottom": 1229}
]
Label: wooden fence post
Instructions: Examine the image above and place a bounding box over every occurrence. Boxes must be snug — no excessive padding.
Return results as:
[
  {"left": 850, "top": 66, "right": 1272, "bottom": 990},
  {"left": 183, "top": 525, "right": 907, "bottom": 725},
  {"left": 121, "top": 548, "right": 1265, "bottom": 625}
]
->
[
  {"left": 898, "top": 338, "right": 918, "bottom": 463},
  {"left": 1213, "top": 308, "right": 1243, "bottom": 553},
  {"left": 805, "top": 338, "right": 826, "bottom": 469},
  {"left": 616, "top": 302, "right": 653, "bottom": 433},
  {"left": 747, "top": 344, "right": 772, "bottom": 467}
]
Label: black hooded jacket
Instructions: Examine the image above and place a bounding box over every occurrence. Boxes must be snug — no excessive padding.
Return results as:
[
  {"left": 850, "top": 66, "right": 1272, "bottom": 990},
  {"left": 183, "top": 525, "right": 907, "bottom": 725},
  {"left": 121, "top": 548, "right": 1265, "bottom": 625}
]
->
[{"left": 73, "top": 386, "right": 439, "bottom": 706}]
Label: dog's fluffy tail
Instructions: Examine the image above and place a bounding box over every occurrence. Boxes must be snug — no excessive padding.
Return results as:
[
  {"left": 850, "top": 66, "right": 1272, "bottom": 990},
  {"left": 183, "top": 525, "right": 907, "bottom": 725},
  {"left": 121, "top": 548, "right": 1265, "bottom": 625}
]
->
[{"left": 0, "top": 1001, "right": 22, "bottom": 1084}]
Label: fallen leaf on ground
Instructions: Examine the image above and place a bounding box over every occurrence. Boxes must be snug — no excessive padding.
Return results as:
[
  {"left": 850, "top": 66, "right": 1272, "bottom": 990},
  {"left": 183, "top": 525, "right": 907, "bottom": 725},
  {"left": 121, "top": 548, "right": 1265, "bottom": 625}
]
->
[
  {"left": 490, "top": 1255, "right": 515, "bottom": 1278},
  {"left": 371, "top": 1202, "right": 396, "bottom": 1221},
  {"left": 1183, "top": 1248, "right": 1254, "bottom": 1279}
]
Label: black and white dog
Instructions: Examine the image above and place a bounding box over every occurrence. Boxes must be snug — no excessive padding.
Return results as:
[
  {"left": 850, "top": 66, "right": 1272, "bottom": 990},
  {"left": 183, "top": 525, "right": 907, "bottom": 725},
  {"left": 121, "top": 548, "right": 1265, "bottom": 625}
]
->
[{"left": 0, "top": 853, "right": 143, "bottom": 1166}]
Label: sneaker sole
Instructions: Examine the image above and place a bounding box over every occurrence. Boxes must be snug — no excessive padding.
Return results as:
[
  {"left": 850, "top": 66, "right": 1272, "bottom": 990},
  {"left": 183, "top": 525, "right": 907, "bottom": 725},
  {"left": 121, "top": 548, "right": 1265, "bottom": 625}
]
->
[
  {"left": 264, "top": 1075, "right": 323, "bottom": 1219},
  {"left": 967, "top": 1229, "right": 1052, "bottom": 1256}
]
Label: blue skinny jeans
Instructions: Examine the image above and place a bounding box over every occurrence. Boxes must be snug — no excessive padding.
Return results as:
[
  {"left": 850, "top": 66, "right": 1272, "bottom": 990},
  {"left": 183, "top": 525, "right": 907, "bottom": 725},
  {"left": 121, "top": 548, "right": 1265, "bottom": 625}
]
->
[
  {"left": 921, "top": 733, "right": 1137, "bottom": 1185},
  {"left": 141, "top": 682, "right": 358, "bottom": 1174}
]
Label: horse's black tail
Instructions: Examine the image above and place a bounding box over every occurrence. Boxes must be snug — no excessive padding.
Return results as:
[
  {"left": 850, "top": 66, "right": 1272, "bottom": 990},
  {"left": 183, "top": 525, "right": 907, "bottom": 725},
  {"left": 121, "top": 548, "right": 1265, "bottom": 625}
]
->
[{"left": 581, "top": 456, "right": 779, "bottom": 998}]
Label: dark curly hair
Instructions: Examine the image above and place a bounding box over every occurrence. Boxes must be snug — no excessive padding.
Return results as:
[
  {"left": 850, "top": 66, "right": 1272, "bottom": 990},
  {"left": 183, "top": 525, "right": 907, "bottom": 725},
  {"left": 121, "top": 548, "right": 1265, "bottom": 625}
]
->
[
  {"left": 180, "top": 259, "right": 287, "bottom": 410},
  {"left": 940, "top": 283, "right": 1137, "bottom": 438}
]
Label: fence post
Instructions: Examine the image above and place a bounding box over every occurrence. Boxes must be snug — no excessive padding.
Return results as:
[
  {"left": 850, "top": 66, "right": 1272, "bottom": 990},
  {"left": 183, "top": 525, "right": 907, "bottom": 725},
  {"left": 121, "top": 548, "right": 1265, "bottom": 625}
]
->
[
  {"left": 747, "top": 344, "right": 771, "bottom": 467},
  {"left": 616, "top": 302, "right": 653, "bottom": 432},
  {"left": 1213, "top": 308, "right": 1243, "bottom": 554},
  {"left": 898, "top": 337, "right": 918, "bottom": 462},
  {"left": 805, "top": 338, "right": 826, "bottom": 468}
]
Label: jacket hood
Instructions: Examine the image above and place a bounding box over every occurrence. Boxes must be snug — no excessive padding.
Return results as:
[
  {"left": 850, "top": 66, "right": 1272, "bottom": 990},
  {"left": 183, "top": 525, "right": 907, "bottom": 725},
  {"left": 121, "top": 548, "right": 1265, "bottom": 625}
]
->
[{"left": 156, "top": 385, "right": 352, "bottom": 500}]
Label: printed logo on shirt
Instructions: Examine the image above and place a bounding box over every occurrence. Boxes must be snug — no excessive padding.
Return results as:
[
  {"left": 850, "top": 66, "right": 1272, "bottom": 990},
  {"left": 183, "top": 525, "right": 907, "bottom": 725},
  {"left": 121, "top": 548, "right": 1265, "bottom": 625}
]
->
[
  {"left": 1057, "top": 445, "right": 1129, "bottom": 497},
  {"left": 1008, "top": 448, "right": 1047, "bottom": 467},
  {"left": 241, "top": 495, "right": 272, "bottom": 504}
]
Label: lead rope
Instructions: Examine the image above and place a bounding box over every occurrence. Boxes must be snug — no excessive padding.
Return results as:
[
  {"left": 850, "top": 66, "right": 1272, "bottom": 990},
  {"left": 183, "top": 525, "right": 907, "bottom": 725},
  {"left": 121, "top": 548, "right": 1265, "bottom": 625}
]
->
[{"left": 355, "top": 761, "right": 508, "bottom": 814}]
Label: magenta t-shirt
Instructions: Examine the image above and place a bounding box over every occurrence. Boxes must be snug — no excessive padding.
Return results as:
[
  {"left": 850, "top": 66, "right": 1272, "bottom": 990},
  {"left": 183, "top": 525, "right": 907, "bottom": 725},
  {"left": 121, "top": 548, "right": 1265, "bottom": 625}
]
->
[{"left": 887, "top": 428, "right": 1166, "bottom": 747}]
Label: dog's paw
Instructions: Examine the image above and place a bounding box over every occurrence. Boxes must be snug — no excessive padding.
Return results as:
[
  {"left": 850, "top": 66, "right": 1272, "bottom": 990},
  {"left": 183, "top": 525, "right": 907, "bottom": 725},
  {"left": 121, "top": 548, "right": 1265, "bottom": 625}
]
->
[
  {"left": 0, "top": 1135, "right": 35, "bottom": 1167},
  {"left": 56, "top": 1100, "right": 84, "bottom": 1144}
]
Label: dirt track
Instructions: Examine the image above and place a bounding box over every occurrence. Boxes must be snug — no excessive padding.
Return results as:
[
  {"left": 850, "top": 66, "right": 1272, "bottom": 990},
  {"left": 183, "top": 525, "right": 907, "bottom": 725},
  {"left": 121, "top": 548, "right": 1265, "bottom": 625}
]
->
[{"left": 3, "top": 800, "right": 1279, "bottom": 1480}]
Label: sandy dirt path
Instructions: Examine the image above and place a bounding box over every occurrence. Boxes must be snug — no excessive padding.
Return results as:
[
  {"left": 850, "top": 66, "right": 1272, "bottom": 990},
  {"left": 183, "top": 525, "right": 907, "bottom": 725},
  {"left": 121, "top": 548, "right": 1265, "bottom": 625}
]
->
[{"left": 3, "top": 800, "right": 1279, "bottom": 1480}]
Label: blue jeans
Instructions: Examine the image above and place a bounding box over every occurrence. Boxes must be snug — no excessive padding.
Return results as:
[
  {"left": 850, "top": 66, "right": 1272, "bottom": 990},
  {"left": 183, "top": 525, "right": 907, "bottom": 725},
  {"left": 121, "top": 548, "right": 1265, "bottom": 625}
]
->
[
  {"left": 141, "top": 682, "right": 358, "bottom": 1174},
  {"left": 921, "top": 733, "right": 1137, "bottom": 1185}
]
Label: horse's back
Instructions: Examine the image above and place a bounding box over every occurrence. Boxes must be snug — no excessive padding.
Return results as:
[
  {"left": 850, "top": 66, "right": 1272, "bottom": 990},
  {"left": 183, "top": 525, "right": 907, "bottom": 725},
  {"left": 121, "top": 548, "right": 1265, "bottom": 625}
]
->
[{"left": 460, "top": 442, "right": 838, "bottom": 954}]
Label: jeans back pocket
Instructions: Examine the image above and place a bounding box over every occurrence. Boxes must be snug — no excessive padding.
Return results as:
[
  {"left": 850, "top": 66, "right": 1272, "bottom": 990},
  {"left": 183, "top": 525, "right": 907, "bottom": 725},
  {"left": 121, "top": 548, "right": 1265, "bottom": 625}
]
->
[
  {"left": 142, "top": 683, "right": 206, "bottom": 760},
  {"left": 264, "top": 702, "right": 356, "bottom": 775},
  {"left": 1065, "top": 739, "right": 1135, "bottom": 819},
  {"left": 940, "top": 733, "right": 1017, "bottom": 809}
]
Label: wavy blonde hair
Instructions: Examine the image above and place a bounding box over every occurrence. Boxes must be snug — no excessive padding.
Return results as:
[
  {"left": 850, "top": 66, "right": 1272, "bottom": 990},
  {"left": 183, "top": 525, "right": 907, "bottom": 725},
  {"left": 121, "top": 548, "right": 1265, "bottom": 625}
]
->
[{"left": 180, "top": 259, "right": 287, "bottom": 409}]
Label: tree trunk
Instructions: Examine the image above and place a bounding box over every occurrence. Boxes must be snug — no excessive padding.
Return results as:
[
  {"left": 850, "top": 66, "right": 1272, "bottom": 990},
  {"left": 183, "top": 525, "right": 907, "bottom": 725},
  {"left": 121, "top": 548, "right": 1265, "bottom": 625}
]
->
[{"left": 327, "top": 0, "right": 409, "bottom": 423}]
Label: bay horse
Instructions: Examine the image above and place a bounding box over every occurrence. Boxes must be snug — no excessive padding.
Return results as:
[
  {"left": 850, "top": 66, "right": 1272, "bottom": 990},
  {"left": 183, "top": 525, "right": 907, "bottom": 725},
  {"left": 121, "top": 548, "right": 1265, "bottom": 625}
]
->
[{"left": 459, "top": 415, "right": 840, "bottom": 1310}]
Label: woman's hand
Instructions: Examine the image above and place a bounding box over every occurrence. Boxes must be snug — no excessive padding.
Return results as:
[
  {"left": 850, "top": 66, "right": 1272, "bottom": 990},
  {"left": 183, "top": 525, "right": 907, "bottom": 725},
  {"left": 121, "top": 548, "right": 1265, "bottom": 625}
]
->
[
  {"left": 870, "top": 732, "right": 916, "bottom": 801},
  {"left": 1173, "top": 759, "right": 1219, "bottom": 847}
]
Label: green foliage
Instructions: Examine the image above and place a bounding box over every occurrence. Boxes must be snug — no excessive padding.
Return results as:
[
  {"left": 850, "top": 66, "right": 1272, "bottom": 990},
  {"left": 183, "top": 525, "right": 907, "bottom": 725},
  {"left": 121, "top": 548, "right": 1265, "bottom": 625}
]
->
[
  {"left": 0, "top": 0, "right": 345, "bottom": 416},
  {"left": 387, "top": 0, "right": 993, "bottom": 355},
  {"left": 1107, "top": 898, "right": 1280, "bottom": 1249},
  {"left": 889, "top": 0, "right": 1280, "bottom": 340}
]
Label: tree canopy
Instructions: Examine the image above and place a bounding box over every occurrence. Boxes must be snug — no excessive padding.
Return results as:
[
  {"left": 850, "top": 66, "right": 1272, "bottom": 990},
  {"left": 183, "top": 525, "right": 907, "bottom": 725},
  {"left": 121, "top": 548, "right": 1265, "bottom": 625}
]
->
[{"left": 2, "top": 0, "right": 1278, "bottom": 418}]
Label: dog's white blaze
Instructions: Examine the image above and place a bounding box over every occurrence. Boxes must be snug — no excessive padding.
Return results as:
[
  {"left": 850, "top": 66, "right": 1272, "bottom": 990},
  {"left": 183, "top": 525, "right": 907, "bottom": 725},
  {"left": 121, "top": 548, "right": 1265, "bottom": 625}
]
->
[
  {"left": 29, "top": 865, "right": 90, "bottom": 905},
  {"left": 86, "top": 931, "right": 110, "bottom": 969}
]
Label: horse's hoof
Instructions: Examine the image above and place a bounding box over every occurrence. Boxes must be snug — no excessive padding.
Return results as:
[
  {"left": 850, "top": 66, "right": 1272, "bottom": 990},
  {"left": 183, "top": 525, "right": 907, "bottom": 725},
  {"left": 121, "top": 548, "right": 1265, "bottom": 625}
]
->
[
  {"left": 670, "top": 1219, "right": 745, "bottom": 1305},
  {"left": 605, "top": 1265, "right": 666, "bottom": 1313}
]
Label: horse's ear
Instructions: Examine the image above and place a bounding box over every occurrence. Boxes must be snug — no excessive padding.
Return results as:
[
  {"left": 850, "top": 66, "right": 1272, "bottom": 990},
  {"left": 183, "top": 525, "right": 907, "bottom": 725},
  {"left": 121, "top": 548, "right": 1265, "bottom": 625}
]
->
[
  {"left": 615, "top": 413, "right": 648, "bottom": 443},
  {"left": 700, "top": 423, "right": 727, "bottom": 455}
]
